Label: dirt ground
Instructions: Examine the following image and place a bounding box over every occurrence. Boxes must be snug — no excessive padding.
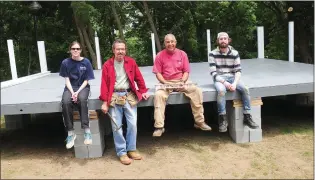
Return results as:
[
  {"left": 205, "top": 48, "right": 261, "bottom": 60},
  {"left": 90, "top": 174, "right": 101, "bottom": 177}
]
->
[{"left": 1, "top": 98, "right": 314, "bottom": 179}]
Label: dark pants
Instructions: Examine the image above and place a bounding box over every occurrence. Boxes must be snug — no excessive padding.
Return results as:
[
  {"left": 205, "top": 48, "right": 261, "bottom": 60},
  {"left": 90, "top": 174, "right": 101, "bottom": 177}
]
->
[{"left": 62, "top": 86, "right": 90, "bottom": 131}]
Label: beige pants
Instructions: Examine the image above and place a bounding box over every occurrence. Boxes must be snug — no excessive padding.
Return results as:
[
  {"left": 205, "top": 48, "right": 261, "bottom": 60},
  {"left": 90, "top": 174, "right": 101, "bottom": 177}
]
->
[{"left": 154, "top": 80, "right": 205, "bottom": 128}]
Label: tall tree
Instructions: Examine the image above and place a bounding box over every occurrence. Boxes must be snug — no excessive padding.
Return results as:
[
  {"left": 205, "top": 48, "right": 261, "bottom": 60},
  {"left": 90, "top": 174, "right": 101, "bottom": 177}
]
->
[
  {"left": 110, "top": 2, "right": 124, "bottom": 40},
  {"left": 142, "top": 1, "right": 162, "bottom": 52},
  {"left": 71, "top": 2, "right": 97, "bottom": 68}
]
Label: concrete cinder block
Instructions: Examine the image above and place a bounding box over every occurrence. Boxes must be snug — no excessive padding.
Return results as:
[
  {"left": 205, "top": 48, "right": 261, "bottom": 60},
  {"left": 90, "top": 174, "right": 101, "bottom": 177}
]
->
[
  {"left": 228, "top": 104, "right": 262, "bottom": 130},
  {"left": 249, "top": 128, "right": 262, "bottom": 142},
  {"left": 72, "top": 111, "right": 107, "bottom": 158},
  {"left": 74, "top": 135, "right": 105, "bottom": 159},
  {"left": 227, "top": 98, "right": 263, "bottom": 143},
  {"left": 229, "top": 126, "right": 250, "bottom": 143},
  {"left": 250, "top": 105, "right": 262, "bottom": 127},
  {"left": 74, "top": 146, "right": 89, "bottom": 159},
  {"left": 74, "top": 120, "right": 103, "bottom": 134},
  {"left": 87, "top": 144, "right": 105, "bottom": 158},
  {"left": 228, "top": 107, "right": 246, "bottom": 130},
  {"left": 74, "top": 132, "right": 104, "bottom": 147}
]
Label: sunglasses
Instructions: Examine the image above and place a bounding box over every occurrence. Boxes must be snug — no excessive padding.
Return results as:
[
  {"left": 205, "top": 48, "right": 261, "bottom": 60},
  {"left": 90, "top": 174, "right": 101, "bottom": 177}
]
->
[{"left": 71, "top": 48, "right": 81, "bottom": 51}]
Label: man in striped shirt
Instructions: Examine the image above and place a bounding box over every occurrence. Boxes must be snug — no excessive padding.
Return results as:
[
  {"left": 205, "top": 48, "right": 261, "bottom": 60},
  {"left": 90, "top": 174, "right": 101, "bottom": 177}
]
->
[{"left": 209, "top": 32, "right": 259, "bottom": 132}]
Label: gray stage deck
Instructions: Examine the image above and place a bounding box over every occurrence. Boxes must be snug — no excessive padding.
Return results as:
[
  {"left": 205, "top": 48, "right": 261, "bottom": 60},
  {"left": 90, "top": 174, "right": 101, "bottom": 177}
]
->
[{"left": 1, "top": 58, "right": 313, "bottom": 115}]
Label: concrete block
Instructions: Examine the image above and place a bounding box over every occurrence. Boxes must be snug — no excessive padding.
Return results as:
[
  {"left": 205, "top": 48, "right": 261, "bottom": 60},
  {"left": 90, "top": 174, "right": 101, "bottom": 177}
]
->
[
  {"left": 74, "top": 120, "right": 103, "bottom": 134},
  {"left": 229, "top": 126, "right": 250, "bottom": 143},
  {"left": 74, "top": 136, "right": 105, "bottom": 159},
  {"left": 249, "top": 128, "right": 262, "bottom": 142},
  {"left": 228, "top": 108, "right": 245, "bottom": 130},
  {"left": 250, "top": 106, "right": 262, "bottom": 127},
  {"left": 74, "top": 146, "right": 89, "bottom": 159},
  {"left": 74, "top": 132, "right": 104, "bottom": 147},
  {"left": 87, "top": 144, "right": 105, "bottom": 158}
]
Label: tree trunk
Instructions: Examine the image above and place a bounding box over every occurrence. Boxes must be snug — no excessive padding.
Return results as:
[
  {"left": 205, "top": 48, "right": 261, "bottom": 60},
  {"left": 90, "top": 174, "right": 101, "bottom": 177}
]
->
[
  {"left": 28, "top": 49, "right": 32, "bottom": 75},
  {"left": 82, "top": 27, "right": 97, "bottom": 69},
  {"left": 294, "top": 21, "right": 313, "bottom": 106},
  {"left": 295, "top": 23, "right": 313, "bottom": 64},
  {"left": 111, "top": 2, "right": 124, "bottom": 40},
  {"left": 143, "top": 1, "right": 162, "bottom": 52},
  {"left": 73, "top": 14, "right": 88, "bottom": 58},
  {"left": 88, "top": 22, "right": 95, "bottom": 45},
  {"left": 189, "top": 3, "right": 205, "bottom": 56}
]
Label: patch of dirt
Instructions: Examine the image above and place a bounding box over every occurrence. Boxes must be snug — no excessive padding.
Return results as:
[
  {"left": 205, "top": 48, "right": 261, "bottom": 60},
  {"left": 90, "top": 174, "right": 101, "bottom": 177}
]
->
[
  {"left": 1, "top": 99, "right": 313, "bottom": 179},
  {"left": 1, "top": 124, "right": 313, "bottom": 179}
]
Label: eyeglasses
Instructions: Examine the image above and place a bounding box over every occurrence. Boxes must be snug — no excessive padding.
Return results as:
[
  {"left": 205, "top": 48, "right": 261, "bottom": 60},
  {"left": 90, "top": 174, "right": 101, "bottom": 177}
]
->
[{"left": 71, "top": 48, "right": 81, "bottom": 51}]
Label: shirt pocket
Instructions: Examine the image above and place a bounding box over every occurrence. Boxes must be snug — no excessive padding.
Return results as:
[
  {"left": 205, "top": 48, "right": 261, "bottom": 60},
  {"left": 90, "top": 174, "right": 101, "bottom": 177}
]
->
[{"left": 175, "top": 59, "right": 183, "bottom": 69}]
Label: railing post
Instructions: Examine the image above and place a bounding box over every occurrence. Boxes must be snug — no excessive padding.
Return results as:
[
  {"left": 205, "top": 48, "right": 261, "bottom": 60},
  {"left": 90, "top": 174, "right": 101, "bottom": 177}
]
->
[
  {"left": 207, "top": 29, "right": 211, "bottom": 62},
  {"left": 95, "top": 31, "right": 102, "bottom": 69},
  {"left": 7, "top": 40, "right": 18, "bottom": 80},
  {"left": 37, "top": 41, "right": 48, "bottom": 72},
  {"left": 257, "top": 26, "right": 264, "bottom": 58},
  {"left": 289, "top": 21, "right": 294, "bottom": 62},
  {"left": 151, "top": 33, "right": 156, "bottom": 62}
]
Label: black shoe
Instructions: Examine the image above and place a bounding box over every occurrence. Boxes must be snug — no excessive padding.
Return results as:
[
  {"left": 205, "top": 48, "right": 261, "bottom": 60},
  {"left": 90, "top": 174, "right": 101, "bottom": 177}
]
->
[
  {"left": 218, "top": 114, "right": 228, "bottom": 132},
  {"left": 244, "top": 114, "right": 259, "bottom": 129}
]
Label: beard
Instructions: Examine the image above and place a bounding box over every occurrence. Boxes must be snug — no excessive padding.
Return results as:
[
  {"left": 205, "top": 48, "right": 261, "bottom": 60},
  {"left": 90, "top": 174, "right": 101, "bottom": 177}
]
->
[{"left": 219, "top": 43, "right": 228, "bottom": 48}]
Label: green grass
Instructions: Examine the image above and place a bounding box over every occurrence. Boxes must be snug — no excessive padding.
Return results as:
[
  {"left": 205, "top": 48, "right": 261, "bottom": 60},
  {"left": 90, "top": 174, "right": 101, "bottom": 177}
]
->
[
  {"left": 1, "top": 116, "right": 5, "bottom": 129},
  {"left": 280, "top": 124, "right": 313, "bottom": 135}
]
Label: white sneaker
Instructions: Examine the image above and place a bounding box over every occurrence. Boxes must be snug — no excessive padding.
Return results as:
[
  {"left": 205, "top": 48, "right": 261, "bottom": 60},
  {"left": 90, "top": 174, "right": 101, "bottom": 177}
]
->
[
  {"left": 65, "top": 134, "right": 76, "bottom": 149},
  {"left": 84, "top": 133, "right": 92, "bottom": 145}
]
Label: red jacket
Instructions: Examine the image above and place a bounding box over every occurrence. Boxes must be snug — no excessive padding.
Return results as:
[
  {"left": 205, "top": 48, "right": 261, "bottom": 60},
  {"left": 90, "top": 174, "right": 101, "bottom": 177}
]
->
[{"left": 99, "top": 56, "right": 148, "bottom": 106}]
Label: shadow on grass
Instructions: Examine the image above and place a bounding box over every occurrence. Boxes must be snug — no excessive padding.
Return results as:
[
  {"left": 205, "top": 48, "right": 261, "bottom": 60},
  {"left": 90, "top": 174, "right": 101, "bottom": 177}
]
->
[{"left": 1, "top": 96, "right": 313, "bottom": 162}]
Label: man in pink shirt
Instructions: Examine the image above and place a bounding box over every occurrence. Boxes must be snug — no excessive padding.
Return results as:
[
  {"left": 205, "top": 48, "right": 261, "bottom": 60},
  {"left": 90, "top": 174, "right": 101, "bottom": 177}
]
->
[{"left": 152, "top": 34, "right": 212, "bottom": 137}]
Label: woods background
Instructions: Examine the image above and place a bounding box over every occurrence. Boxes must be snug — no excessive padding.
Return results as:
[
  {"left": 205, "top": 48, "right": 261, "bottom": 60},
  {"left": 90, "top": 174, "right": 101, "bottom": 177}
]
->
[{"left": 1, "top": 1, "right": 313, "bottom": 81}]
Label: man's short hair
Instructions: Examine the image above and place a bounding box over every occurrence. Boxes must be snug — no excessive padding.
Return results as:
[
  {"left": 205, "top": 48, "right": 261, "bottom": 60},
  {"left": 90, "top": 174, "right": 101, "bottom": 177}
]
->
[
  {"left": 164, "top": 34, "right": 177, "bottom": 42},
  {"left": 112, "top": 39, "right": 127, "bottom": 49}
]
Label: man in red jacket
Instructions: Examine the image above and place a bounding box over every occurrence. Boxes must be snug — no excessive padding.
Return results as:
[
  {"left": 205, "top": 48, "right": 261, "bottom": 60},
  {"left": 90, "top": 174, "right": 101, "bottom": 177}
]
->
[{"left": 99, "top": 39, "right": 149, "bottom": 165}]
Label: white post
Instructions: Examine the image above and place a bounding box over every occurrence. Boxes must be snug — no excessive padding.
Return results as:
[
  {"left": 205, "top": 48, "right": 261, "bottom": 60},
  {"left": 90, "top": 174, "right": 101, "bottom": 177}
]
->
[
  {"left": 207, "top": 29, "right": 211, "bottom": 62},
  {"left": 94, "top": 31, "right": 102, "bottom": 69},
  {"left": 37, "top": 41, "right": 48, "bottom": 73},
  {"left": 289, "top": 21, "right": 294, "bottom": 62},
  {"left": 257, "top": 26, "right": 264, "bottom": 58},
  {"left": 7, "top": 40, "right": 18, "bottom": 80},
  {"left": 151, "top": 33, "right": 156, "bottom": 62}
]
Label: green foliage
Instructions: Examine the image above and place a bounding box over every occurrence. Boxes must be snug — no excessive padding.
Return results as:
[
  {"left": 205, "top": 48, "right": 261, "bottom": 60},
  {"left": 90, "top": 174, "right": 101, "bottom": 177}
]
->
[{"left": 1, "top": 1, "right": 313, "bottom": 82}]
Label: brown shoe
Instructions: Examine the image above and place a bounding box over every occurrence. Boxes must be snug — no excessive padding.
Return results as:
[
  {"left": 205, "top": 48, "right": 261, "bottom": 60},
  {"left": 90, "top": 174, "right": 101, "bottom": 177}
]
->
[
  {"left": 194, "top": 122, "right": 212, "bottom": 131},
  {"left": 152, "top": 128, "right": 165, "bottom": 137},
  {"left": 119, "top": 154, "right": 132, "bottom": 165},
  {"left": 127, "top": 151, "right": 142, "bottom": 160}
]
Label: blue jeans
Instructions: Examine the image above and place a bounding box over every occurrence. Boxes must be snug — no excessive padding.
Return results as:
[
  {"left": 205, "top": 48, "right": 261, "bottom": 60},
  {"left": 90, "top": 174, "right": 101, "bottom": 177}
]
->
[
  {"left": 214, "top": 75, "right": 251, "bottom": 115},
  {"left": 108, "top": 92, "right": 138, "bottom": 157}
]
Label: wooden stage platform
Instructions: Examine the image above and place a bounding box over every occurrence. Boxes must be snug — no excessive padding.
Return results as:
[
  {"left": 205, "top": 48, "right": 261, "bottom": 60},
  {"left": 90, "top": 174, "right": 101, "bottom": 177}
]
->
[{"left": 1, "top": 58, "right": 314, "bottom": 115}]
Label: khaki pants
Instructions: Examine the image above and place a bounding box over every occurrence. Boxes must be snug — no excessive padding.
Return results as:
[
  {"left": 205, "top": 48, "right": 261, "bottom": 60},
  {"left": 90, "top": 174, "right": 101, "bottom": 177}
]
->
[{"left": 154, "top": 80, "right": 205, "bottom": 128}]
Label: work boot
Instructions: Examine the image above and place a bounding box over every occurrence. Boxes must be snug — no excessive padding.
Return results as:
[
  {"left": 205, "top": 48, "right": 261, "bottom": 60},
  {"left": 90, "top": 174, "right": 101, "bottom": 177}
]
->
[
  {"left": 244, "top": 114, "right": 259, "bottom": 129},
  {"left": 194, "top": 122, "right": 212, "bottom": 131},
  {"left": 218, "top": 114, "right": 228, "bottom": 132},
  {"left": 119, "top": 154, "right": 132, "bottom": 165},
  {"left": 152, "top": 128, "right": 165, "bottom": 137},
  {"left": 127, "top": 151, "right": 142, "bottom": 160}
]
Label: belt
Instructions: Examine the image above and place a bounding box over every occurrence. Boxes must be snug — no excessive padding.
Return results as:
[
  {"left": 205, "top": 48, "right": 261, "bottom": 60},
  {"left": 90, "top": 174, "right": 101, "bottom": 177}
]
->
[{"left": 113, "top": 88, "right": 131, "bottom": 92}]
